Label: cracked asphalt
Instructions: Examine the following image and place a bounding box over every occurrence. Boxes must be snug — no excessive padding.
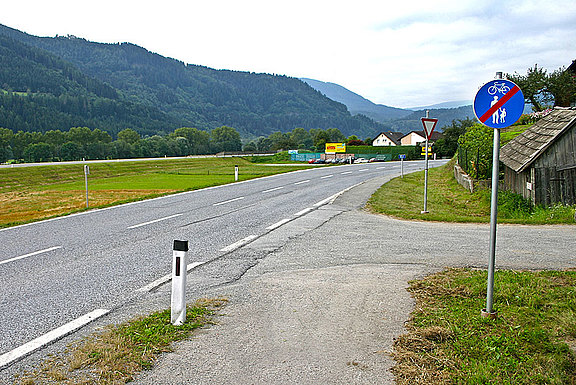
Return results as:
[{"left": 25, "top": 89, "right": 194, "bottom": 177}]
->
[{"left": 131, "top": 176, "right": 576, "bottom": 384}]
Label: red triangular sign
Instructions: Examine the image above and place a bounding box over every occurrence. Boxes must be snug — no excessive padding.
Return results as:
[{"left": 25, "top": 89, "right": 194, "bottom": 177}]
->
[{"left": 421, "top": 118, "right": 438, "bottom": 140}]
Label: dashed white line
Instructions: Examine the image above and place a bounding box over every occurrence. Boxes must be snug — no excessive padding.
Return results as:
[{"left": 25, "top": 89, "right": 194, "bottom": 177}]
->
[
  {"left": 294, "top": 207, "right": 313, "bottom": 217},
  {"left": 0, "top": 246, "right": 62, "bottom": 266},
  {"left": 262, "top": 186, "right": 284, "bottom": 193},
  {"left": 320, "top": 175, "right": 334, "bottom": 179},
  {"left": 358, "top": 168, "right": 369, "bottom": 172},
  {"left": 0, "top": 308, "right": 110, "bottom": 369},
  {"left": 266, "top": 218, "right": 292, "bottom": 230},
  {"left": 341, "top": 171, "right": 353, "bottom": 175},
  {"left": 294, "top": 180, "right": 310, "bottom": 185},
  {"left": 128, "top": 213, "right": 183, "bottom": 229},
  {"left": 213, "top": 196, "right": 245, "bottom": 206},
  {"left": 220, "top": 235, "right": 258, "bottom": 252}
]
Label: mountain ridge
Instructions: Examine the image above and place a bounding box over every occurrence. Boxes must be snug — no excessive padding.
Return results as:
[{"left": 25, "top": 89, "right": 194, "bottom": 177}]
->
[{"left": 0, "top": 24, "right": 384, "bottom": 138}]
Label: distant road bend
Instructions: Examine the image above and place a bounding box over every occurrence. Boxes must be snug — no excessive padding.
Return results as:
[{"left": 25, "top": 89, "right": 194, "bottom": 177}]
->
[{"left": 0, "top": 159, "right": 447, "bottom": 370}]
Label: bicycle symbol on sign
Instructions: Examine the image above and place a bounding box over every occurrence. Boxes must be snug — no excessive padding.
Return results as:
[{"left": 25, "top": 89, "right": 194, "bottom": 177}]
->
[{"left": 488, "top": 82, "right": 511, "bottom": 95}]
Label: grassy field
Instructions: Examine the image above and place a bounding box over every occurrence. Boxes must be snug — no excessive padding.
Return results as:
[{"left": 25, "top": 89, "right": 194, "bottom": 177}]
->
[
  {"left": 367, "top": 160, "right": 576, "bottom": 224},
  {"left": 0, "top": 157, "right": 313, "bottom": 228},
  {"left": 393, "top": 268, "right": 576, "bottom": 384}
]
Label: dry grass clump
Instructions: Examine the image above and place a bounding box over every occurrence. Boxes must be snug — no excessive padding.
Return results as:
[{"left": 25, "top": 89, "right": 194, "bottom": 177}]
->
[{"left": 16, "top": 298, "right": 227, "bottom": 385}]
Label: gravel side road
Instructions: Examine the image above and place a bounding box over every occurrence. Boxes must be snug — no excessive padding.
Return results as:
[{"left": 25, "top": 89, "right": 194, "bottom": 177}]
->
[{"left": 134, "top": 175, "right": 576, "bottom": 385}]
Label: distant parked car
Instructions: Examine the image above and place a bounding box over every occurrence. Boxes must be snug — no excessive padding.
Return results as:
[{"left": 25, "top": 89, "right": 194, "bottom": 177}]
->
[
  {"left": 354, "top": 158, "right": 368, "bottom": 163},
  {"left": 308, "top": 159, "right": 317, "bottom": 164}
]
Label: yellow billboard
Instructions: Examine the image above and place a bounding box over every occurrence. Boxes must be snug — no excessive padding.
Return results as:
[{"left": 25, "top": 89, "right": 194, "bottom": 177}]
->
[{"left": 325, "top": 143, "right": 346, "bottom": 153}]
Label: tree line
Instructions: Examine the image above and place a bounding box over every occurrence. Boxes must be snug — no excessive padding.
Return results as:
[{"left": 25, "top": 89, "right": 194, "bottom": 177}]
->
[
  {"left": 0, "top": 126, "right": 242, "bottom": 163},
  {"left": 0, "top": 125, "right": 372, "bottom": 163}
]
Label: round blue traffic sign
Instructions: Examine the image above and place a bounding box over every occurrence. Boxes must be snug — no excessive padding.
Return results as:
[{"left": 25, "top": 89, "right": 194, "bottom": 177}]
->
[{"left": 473, "top": 79, "right": 524, "bottom": 129}]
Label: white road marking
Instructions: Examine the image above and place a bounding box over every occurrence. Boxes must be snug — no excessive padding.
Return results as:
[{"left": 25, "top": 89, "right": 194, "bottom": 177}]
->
[
  {"left": 266, "top": 218, "right": 292, "bottom": 230},
  {"left": 0, "top": 308, "right": 109, "bottom": 369},
  {"left": 213, "top": 196, "right": 245, "bottom": 206},
  {"left": 320, "top": 175, "right": 334, "bottom": 179},
  {"left": 0, "top": 246, "right": 62, "bottom": 266},
  {"left": 313, "top": 196, "right": 333, "bottom": 207},
  {"left": 294, "top": 207, "right": 313, "bottom": 217},
  {"left": 220, "top": 235, "right": 258, "bottom": 252},
  {"left": 128, "top": 213, "right": 183, "bottom": 229},
  {"left": 358, "top": 168, "right": 369, "bottom": 172},
  {"left": 377, "top": 166, "right": 386, "bottom": 169},
  {"left": 341, "top": 171, "right": 353, "bottom": 175},
  {"left": 262, "top": 186, "right": 284, "bottom": 193},
  {"left": 294, "top": 180, "right": 310, "bottom": 185},
  {"left": 134, "top": 261, "right": 207, "bottom": 293}
]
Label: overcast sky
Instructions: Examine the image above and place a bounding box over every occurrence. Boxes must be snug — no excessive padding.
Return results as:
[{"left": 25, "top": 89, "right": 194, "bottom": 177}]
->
[{"left": 3, "top": 0, "right": 575, "bottom": 108}]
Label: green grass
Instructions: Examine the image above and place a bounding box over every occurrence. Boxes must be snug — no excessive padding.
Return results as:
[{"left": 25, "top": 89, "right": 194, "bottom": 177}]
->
[
  {"left": 16, "top": 298, "right": 227, "bottom": 385},
  {"left": 393, "top": 269, "right": 576, "bottom": 384},
  {"left": 367, "top": 160, "right": 576, "bottom": 224},
  {"left": 0, "top": 157, "right": 314, "bottom": 228}
]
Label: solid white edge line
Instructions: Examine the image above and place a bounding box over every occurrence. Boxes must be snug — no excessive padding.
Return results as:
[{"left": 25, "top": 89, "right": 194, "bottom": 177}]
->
[
  {"left": 0, "top": 308, "right": 110, "bottom": 369},
  {"left": 294, "top": 179, "right": 310, "bottom": 185},
  {"left": 266, "top": 218, "right": 291, "bottom": 230},
  {"left": 128, "top": 213, "right": 183, "bottom": 229},
  {"left": 134, "top": 261, "right": 207, "bottom": 293},
  {"left": 294, "top": 207, "right": 313, "bottom": 217},
  {"left": 220, "top": 235, "right": 258, "bottom": 252},
  {"left": 262, "top": 186, "right": 284, "bottom": 193},
  {"left": 0, "top": 246, "right": 62, "bottom": 266},
  {"left": 213, "top": 196, "right": 245, "bottom": 206}
]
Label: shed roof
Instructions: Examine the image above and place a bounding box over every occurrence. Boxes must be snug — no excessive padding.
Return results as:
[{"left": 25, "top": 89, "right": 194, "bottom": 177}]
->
[{"left": 500, "top": 107, "right": 576, "bottom": 173}]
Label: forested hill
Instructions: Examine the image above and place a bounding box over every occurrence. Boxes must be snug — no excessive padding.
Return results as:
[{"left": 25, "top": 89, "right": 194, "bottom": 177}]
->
[{"left": 0, "top": 24, "right": 383, "bottom": 138}]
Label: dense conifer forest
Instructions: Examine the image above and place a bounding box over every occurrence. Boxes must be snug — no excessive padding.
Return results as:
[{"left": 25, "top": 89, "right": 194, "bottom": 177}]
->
[{"left": 0, "top": 24, "right": 384, "bottom": 142}]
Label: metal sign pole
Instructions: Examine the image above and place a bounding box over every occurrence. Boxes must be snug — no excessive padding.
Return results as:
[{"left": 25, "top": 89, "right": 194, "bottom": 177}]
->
[
  {"left": 401, "top": 156, "right": 404, "bottom": 178},
  {"left": 473, "top": 71, "right": 524, "bottom": 319},
  {"left": 422, "top": 110, "right": 430, "bottom": 214},
  {"left": 484, "top": 127, "right": 500, "bottom": 317}
]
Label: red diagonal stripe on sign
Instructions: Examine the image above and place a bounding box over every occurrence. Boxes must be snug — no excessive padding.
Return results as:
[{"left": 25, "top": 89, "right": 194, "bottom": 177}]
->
[{"left": 478, "top": 85, "right": 520, "bottom": 123}]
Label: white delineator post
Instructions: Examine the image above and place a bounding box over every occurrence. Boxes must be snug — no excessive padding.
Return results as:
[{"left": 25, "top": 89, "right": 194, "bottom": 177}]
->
[
  {"left": 234, "top": 165, "right": 239, "bottom": 182},
  {"left": 84, "top": 165, "right": 90, "bottom": 208},
  {"left": 171, "top": 240, "right": 189, "bottom": 325}
]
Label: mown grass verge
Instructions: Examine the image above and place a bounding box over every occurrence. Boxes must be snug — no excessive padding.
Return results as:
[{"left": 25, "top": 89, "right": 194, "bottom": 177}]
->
[
  {"left": 393, "top": 268, "right": 576, "bottom": 384},
  {"left": 0, "top": 157, "right": 313, "bottom": 228},
  {"left": 16, "top": 298, "right": 227, "bottom": 385},
  {"left": 367, "top": 160, "right": 576, "bottom": 224}
]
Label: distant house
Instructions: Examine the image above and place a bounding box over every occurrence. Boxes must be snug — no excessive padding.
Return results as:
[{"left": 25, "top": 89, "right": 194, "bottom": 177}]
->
[
  {"left": 400, "top": 130, "right": 442, "bottom": 146},
  {"left": 500, "top": 107, "right": 576, "bottom": 206},
  {"left": 372, "top": 132, "right": 403, "bottom": 146}
]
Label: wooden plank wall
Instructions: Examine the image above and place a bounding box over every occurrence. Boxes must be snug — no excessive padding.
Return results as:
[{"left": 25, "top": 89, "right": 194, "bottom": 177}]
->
[{"left": 503, "top": 125, "right": 575, "bottom": 206}]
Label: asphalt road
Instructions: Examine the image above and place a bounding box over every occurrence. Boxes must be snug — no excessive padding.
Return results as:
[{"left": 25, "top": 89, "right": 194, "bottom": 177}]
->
[{"left": 0, "top": 159, "right": 445, "bottom": 369}]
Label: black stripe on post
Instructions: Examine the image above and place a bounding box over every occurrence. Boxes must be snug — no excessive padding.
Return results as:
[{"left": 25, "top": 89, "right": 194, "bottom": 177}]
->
[
  {"left": 175, "top": 257, "right": 181, "bottom": 276},
  {"left": 173, "top": 240, "right": 189, "bottom": 252}
]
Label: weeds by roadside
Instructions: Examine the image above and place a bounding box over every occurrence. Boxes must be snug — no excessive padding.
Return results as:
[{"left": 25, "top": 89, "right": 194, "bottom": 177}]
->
[
  {"left": 367, "top": 161, "right": 576, "bottom": 224},
  {"left": 15, "top": 298, "right": 227, "bottom": 385},
  {"left": 393, "top": 269, "right": 576, "bottom": 384}
]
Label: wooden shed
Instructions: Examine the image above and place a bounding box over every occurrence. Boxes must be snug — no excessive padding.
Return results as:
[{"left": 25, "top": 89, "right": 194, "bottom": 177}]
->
[{"left": 500, "top": 107, "right": 576, "bottom": 206}]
